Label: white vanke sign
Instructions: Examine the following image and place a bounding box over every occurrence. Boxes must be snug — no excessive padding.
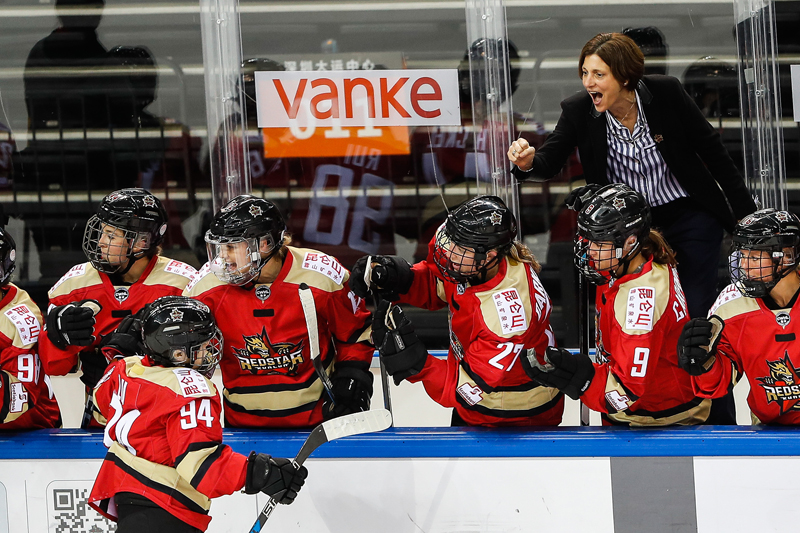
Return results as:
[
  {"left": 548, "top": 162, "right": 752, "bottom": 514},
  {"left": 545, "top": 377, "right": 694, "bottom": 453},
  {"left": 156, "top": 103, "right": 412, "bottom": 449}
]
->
[{"left": 255, "top": 69, "right": 460, "bottom": 128}]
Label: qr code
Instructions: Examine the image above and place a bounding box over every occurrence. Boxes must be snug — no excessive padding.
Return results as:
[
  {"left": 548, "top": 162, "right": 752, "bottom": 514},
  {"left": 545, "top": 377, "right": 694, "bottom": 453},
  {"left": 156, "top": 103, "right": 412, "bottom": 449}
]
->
[{"left": 47, "top": 481, "right": 116, "bottom": 533}]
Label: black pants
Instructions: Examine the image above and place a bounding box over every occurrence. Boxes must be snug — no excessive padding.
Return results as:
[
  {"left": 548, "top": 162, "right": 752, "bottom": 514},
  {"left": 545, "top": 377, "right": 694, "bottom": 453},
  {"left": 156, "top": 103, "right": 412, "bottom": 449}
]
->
[
  {"left": 115, "top": 493, "right": 202, "bottom": 533},
  {"left": 654, "top": 200, "right": 736, "bottom": 425}
]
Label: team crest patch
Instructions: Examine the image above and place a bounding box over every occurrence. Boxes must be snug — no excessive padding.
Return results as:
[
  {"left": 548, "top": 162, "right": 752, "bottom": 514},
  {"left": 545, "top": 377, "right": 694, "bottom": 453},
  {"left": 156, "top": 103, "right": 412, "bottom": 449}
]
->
[
  {"left": 169, "top": 308, "right": 184, "bottom": 322},
  {"left": 625, "top": 286, "right": 655, "bottom": 331},
  {"left": 302, "top": 252, "right": 345, "bottom": 285},
  {"left": 114, "top": 287, "right": 129, "bottom": 303},
  {"left": 489, "top": 211, "right": 502, "bottom": 226},
  {"left": 757, "top": 352, "right": 800, "bottom": 414},
  {"left": 612, "top": 197, "right": 626, "bottom": 210},
  {"left": 777, "top": 311, "right": 791, "bottom": 328},
  {"left": 142, "top": 195, "right": 157, "bottom": 207},
  {"left": 234, "top": 327, "right": 305, "bottom": 375},
  {"left": 776, "top": 212, "right": 790, "bottom": 222},
  {"left": 249, "top": 205, "right": 263, "bottom": 217},
  {"left": 255, "top": 285, "right": 271, "bottom": 301}
]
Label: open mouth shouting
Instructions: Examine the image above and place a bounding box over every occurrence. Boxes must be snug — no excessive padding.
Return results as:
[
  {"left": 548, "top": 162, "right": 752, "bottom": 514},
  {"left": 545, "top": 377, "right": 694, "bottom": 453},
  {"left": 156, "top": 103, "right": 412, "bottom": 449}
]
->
[{"left": 589, "top": 91, "right": 603, "bottom": 107}]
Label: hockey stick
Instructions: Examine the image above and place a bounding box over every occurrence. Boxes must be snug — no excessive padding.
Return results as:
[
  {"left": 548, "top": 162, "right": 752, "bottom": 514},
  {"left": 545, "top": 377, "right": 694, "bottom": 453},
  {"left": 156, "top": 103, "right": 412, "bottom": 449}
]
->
[
  {"left": 577, "top": 274, "right": 591, "bottom": 426},
  {"left": 298, "top": 283, "right": 335, "bottom": 405},
  {"left": 364, "top": 257, "right": 393, "bottom": 418},
  {"left": 248, "top": 408, "right": 392, "bottom": 533},
  {"left": 80, "top": 386, "right": 95, "bottom": 429}
]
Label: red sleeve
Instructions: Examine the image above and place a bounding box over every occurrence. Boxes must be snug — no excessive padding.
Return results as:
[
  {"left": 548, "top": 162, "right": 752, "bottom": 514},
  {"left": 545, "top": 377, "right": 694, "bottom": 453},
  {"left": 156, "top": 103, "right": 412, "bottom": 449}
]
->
[
  {"left": 691, "top": 337, "right": 740, "bottom": 399},
  {"left": 167, "top": 395, "right": 248, "bottom": 498},
  {"left": 322, "top": 282, "right": 373, "bottom": 364},
  {"left": 39, "top": 295, "right": 83, "bottom": 376},
  {"left": 407, "top": 354, "right": 456, "bottom": 408}
]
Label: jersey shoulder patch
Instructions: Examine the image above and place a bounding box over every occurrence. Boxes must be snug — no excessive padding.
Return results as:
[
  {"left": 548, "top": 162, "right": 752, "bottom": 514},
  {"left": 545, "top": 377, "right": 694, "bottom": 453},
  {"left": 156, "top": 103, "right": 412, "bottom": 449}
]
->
[
  {"left": 49, "top": 262, "right": 102, "bottom": 297},
  {"left": 171, "top": 368, "right": 215, "bottom": 398},
  {"left": 128, "top": 360, "right": 217, "bottom": 398},
  {"left": 709, "top": 284, "right": 759, "bottom": 320},
  {"left": 183, "top": 262, "right": 226, "bottom": 296},
  {"left": 143, "top": 257, "right": 198, "bottom": 290},
  {"left": 615, "top": 263, "right": 671, "bottom": 335},
  {"left": 476, "top": 259, "right": 536, "bottom": 339},
  {"left": 1, "top": 288, "right": 42, "bottom": 348},
  {"left": 284, "top": 247, "right": 348, "bottom": 292}
]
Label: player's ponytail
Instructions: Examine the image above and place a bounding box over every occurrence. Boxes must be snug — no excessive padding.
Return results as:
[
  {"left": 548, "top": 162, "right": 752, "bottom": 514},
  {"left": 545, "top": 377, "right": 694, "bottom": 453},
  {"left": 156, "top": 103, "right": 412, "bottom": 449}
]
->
[
  {"left": 640, "top": 229, "right": 676, "bottom": 266},
  {"left": 508, "top": 241, "right": 542, "bottom": 274}
]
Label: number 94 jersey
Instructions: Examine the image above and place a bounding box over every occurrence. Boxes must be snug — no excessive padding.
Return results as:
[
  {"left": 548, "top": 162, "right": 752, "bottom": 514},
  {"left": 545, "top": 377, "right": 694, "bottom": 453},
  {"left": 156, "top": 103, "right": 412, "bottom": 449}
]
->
[{"left": 583, "top": 259, "right": 710, "bottom": 426}]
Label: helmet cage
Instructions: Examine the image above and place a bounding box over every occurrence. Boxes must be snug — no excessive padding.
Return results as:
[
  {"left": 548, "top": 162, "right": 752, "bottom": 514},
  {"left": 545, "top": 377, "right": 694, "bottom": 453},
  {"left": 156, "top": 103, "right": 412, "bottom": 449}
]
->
[
  {"left": 205, "top": 231, "right": 281, "bottom": 286},
  {"left": 0, "top": 229, "right": 16, "bottom": 287},
  {"left": 83, "top": 215, "right": 153, "bottom": 274},
  {"left": 158, "top": 328, "right": 223, "bottom": 378},
  {"left": 729, "top": 234, "right": 799, "bottom": 298},
  {"left": 432, "top": 226, "right": 501, "bottom": 284},
  {"left": 574, "top": 236, "right": 615, "bottom": 285}
]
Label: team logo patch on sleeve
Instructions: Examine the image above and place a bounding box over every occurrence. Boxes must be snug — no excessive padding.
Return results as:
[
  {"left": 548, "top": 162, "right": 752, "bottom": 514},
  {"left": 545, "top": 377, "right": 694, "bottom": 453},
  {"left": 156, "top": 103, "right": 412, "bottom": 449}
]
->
[
  {"left": 9, "top": 382, "right": 28, "bottom": 413},
  {"left": 49, "top": 263, "right": 87, "bottom": 293},
  {"left": 4, "top": 304, "right": 40, "bottom": 345},
  {"left": 492, "top": 288, "right": 528, "bottom": 334},
  {"left": 456, "top": 383, "right": 484, "bottom": 406},
  {"left": 605, "top": 390, "right": 630, "bottom": 412},
  {"left": 302, "top": 252, "right": 345, "bottom": 285},
  {"left": 164, "top": 260, "right": 197, "bottom": 280},
  {"left": 173, "top": 368, "right": 211, "bottom": 397},
  {"left": 626, "top": 286, "right": 655, "bottom": 331}
]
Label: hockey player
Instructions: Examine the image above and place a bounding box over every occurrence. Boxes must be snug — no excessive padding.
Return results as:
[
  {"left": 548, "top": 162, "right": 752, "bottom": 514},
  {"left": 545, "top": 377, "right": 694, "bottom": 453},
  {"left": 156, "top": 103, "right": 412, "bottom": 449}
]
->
[
  {"left": 0, "top": 222, "right": 61, "bottom": 429},
  {"left": 184, "top": 194, "right": 374, "bottom": 428},
  {"left": 355, "top": 195, "right": 564, "bottom": 427},
  {"left": 678, "top": 209, "right": 800, "bottom": 425},
  {"left": 522, "top": 184, "right": 710, "bottom": 426},
  {"left": 89, "top": 296, "right": 307, "bottom": 533},
  {"left": 40, "top": 188, "right": 197, "bottom": 417}
]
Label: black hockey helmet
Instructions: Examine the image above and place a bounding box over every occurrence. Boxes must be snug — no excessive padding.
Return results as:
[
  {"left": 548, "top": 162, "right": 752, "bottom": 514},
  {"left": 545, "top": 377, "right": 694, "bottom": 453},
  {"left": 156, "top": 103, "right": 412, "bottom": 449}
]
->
[
  {"left": 458, "top": 38, "right": 520, "bottom": 106},
  {"left": 204, "top": 195, "right": 287, "bottom": 285},
  {"left": 240, "top": 58, "right": 285, "bottom": 121},
  {"left": 82, "top": 188, "right": 168, "bottom": 275},
  {"left": 141, "top": 296, "right": 223, "bottom": 377},
  {"left": 0, "top": 228, "right": 16, "bottom": 288},
  {"left": 575, "top": 183, "right": 651, "bottom": 284},
  {"left": 729, "top": 208, "right": 800, "bottom": 298},
  {"left": 433, "top": 195, "right": 517, "bottom": 284}
]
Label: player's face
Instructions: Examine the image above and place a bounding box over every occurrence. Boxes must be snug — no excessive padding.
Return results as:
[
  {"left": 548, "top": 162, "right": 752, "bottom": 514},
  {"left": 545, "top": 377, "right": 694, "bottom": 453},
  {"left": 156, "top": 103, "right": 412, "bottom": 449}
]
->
[
  {"left": 587, "top": 239, "right": 619, "bottom": 272},
  {"left": 217, "top": 241, "right": 253, "bottom": 276},
  {"left": 171, "top": 341, "right": 212, "bottom": 371},
  {"left": 98, "top": 224, "right": 130, "bottom": 265},
  {"left": 440, "top": 241, "right": 489, "bottom": 278},
  {"left": 581, "top": 54, "right": 626, "bottom": 114},
  {"left": 739, "top": 248, "right": 776, "bottom": 282}
]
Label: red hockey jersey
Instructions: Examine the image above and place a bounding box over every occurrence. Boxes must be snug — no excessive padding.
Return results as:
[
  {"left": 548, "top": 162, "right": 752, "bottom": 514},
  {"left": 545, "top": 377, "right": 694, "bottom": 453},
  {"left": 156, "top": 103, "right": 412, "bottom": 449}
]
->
[
  {"left": 692, "top": 284, "right": 800, "bottom": 425},
  {"left": 89, "top": 356, "right": 248, "bottom": 531},
  {"left": 184, "top": 246, "right": 373, "bottom": 428},
  {"left": 583, "top": 259, "right": 710, "bottom": 426},
  {"left": 0, "top": 284, "right": 61, "bottom": 429},
  {"left": 40, "top": 256, "right": 197, "bottom": 376},
  {"left": 398, "top": 253, "right": 564, "bottom": 427}
]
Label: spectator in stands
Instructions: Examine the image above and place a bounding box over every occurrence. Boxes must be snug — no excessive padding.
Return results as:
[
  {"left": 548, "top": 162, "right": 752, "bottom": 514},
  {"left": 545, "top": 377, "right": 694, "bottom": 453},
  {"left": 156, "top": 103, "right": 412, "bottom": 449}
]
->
[
  {"left": 523, "top": 184, "right": 710, "bottom": 427},
  {"left": 353, "top": 195, "right": 564, "bottom": 427},
  {"left": 507, "top": 33, "right": 755, "bottom": 424},
  {"left": 39, "top": 189, "right": 196, "bottom": 427},
  {"left": 0, "top": 211, "right": 61, "bottom": 429}
]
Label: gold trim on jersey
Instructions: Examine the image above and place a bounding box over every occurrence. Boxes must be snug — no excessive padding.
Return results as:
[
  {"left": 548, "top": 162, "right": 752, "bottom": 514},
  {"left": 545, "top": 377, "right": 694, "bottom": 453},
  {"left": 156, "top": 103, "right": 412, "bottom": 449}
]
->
[
  {"left": 603, "top": 372, "right": 711, "bottom": 426},
  {"left": 0, "top": 285, "right": 43, "bottom": 349},
  {"left": 124, "top": 358, "right": 218, "bottom": 399},
  {"left": 175, "top": 445, "right": 223, "bottom": 487},
  {"left": 107, "top": 441, "right": 211, "bottom": 512},
  {"left": 282, "top": 247, "right": 350, "bottom": 292},
  {"left": 475, "top": 259, "right": 535, "bottom": 339},
  {"left": 48, "top": 262, "right": 103, "bottom": 298},
  {"left": 141, "top": 256, "right": 196, "bottom": 290},
  {"left": 713, "top": 288, "right": 761, "bottom": 322},
  {"left": 183, "top": 264, "right": 227, "bottom": 297},
  {"left": 613, "top": 263, "right": 671, "bottom": 335},
  {"left": 223, "top": 370, "right": 329, "bottom": 412},
  {"left": 455, "top": 365, "right": 561, "bottom": 414}
]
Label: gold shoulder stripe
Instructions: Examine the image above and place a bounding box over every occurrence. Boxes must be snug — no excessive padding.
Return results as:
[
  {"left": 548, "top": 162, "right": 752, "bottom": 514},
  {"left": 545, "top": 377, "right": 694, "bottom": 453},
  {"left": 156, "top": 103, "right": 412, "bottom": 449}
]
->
[
  {"left": 126, "top": 361, "right": 217, "bottom": 398},
  {"left": 282, "top": 247, "right": 348, "bottom": 293},
  {"left": 0, "top": 287, "right": 43, "bottom": 348},
  {"left": 614, "top": 263, "right": 671, "bottom": 336},
  {"left": 142, "top": 257, "right": 194, "bottom": 290},
  {"left": 175, "top": 444, "right": 222, "bottom": 487},
  {"left": 712, "top": 287, "right": 760, "bottom": 322},
  {"left": 476, "top": 259, "right": 534, "bottom": 339},
  {"left": 183, "top": 265, "right": 227, "bottom": 297},
  {"left": 49, "top": 263, "right": 102, "bottom": 298}
]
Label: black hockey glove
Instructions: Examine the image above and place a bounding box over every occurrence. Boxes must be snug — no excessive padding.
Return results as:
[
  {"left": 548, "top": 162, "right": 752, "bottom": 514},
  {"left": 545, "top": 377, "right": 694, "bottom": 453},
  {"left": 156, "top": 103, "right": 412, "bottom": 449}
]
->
[
  {"left": 244, "top": 452, "right": 308, "bottom": 505},
  {"left": 79, "top": 350, "right": 110, "bottom": 389},
  {"left": 46, "top": 299, "right": 102, "bottom": 350},
  {"left": 350, "top": 255, "right": 414, "bottom": 301},
  {"left": 677, "top": 316, "right": 724, "bottom": 376},
  {"left": 98, "top": 312, "right": 145, "bottom": 360},
  {"left": 564, "top": 183, "right": 602, "bottom": 212},
  {"left": 322, "top": 361, "right": 374, "bottom": 420},
  {"left": 521, "top": 346, "right": 595, "bottom": 400},
  {"left": 372, "top": 300, "right": 427, "bottom": 385}
]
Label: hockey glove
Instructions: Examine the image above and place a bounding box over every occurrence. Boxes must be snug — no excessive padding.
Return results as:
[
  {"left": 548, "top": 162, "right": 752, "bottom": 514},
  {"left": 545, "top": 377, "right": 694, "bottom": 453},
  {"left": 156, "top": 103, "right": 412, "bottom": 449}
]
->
[
  {"left": 350, "top": 255, "right": 414, "bottom": 301},
  {"left": 98, "top": 312, "right": 145, "bottom": 360},
  {"left": 322, "top": 361, "right": 374, "bottom": 420},
  {"left": 245, "top": 452, "right": 308, "bottom": 505},
  {"left": 564, "top": 183, "right": 602, "bottom": 212},
  {"left": 521, "top": 346, "right": 595, "bottom": 400},
  {"left": 677, "top": 316, "right": 724, "bottom": 376},
  {"left": 46, "top": 299, "right": 102, "bottom": 350},
  {"left": 373, "top": 300, "right": 427, "bottom": 385},
  {"left": 79, "top": 349, "right": 110, "bottom": 389}
]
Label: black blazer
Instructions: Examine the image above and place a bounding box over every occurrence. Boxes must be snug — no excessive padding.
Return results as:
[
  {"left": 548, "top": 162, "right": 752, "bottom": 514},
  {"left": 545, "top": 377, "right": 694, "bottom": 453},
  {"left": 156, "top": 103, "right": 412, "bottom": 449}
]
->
[{"left": 514, "top": 75, "right": 756, "bottom": 232}]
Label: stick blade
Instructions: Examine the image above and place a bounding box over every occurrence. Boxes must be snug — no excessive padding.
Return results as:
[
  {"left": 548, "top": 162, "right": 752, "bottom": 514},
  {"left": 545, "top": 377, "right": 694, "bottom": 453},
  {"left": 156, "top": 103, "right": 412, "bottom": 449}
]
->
[{"left": 321, "top": 409, "right": 392, "bottom": 441}]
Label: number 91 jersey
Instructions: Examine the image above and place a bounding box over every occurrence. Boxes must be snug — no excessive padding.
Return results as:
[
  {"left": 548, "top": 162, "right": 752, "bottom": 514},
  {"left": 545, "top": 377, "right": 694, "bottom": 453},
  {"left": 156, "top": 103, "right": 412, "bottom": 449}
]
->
[{"left": 583, "top": 259, "right": 710, "bottom": 426}]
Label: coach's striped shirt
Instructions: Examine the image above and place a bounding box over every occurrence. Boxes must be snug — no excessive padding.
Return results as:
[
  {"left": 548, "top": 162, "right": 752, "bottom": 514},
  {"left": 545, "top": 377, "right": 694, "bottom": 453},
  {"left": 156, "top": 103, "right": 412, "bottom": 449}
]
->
[{"left": 605, "top": 92, "right": 688, "bottom": 207}]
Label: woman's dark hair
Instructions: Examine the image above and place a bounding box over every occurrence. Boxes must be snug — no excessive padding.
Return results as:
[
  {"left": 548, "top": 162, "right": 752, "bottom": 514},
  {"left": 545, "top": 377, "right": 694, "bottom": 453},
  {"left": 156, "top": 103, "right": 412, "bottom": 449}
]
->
[
  {"left": 641, "top": 229, "right": 677, "bottom": 267},
  {"left": 578, "top": 33, "right": 645, "bottom": 88}
]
